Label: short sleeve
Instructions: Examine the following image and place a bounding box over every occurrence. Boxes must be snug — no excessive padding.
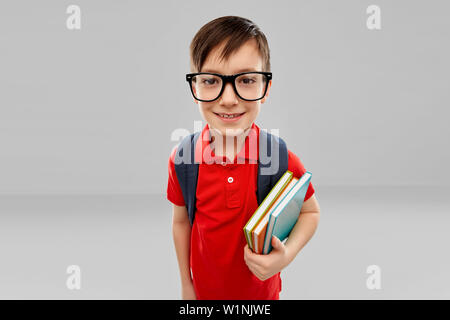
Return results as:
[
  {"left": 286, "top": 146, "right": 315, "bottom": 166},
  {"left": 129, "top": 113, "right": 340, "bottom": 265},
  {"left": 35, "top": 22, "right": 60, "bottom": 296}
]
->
[
  {"left": 166, "top": 146, "right": 186, "bottom": 206},
  {"left": 287, "top": 150, "right": 315, "bottom": 202}
]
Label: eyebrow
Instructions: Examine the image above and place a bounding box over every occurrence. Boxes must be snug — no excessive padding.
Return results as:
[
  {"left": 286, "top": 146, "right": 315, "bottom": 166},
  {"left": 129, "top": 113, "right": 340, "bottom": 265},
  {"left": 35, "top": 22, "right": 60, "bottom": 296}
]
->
[{"left": 201, "top": 68, "right": 259, "bottom": 74}]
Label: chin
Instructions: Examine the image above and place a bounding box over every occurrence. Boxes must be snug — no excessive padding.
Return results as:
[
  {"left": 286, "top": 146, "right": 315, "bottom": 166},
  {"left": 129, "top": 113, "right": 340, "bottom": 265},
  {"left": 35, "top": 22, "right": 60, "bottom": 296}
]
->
[{"left": 214, "top": 123, "right": 252, "bottom": 137}]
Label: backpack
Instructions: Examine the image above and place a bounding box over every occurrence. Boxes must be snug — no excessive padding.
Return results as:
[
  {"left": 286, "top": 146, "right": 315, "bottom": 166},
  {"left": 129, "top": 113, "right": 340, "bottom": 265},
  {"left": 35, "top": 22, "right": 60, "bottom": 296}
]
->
[{"left": 174, "top": 128, "right": 288, "bottom": 226}]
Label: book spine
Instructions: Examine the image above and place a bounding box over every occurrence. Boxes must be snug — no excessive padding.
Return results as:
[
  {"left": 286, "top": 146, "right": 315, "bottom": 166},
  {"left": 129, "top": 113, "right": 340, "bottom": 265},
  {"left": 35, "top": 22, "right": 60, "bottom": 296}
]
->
[
  {"left": 253, "top": 230, "right": 258, "bottom": 253},
  {"left": 263, "top": 215, "right": 276, "bottom": 254},
  {"left": 244, "top": 228, "right": 253, "bottom": 251},
  {"left": 255, "top": 223, "right": 268, "bottom": 254}
]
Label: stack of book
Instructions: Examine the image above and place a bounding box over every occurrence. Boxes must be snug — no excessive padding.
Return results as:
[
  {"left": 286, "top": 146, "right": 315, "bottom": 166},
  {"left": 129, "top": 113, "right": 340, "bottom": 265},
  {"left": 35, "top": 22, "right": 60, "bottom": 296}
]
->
[{"left": 243, "top": 170, "right": 312, "bottom": 254}]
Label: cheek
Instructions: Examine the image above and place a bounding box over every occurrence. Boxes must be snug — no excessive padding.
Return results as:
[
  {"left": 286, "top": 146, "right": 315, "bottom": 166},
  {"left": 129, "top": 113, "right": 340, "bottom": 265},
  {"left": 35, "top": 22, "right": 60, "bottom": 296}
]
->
[
  {"left": 245, "top": 104, "right": 260, "bottom": 118},
  {"left": 198, "top": 103, "right": 213, "bottom": 117}
]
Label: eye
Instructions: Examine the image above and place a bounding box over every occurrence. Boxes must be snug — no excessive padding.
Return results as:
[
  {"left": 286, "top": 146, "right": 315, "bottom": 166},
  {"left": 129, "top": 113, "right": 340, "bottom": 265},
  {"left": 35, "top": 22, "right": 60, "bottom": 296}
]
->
[
  {"left": 202, "top": 78, "right": 218, "bottom": 85},
  {"left": 239, "top": 77, "right": 256, "bottom": 85}
]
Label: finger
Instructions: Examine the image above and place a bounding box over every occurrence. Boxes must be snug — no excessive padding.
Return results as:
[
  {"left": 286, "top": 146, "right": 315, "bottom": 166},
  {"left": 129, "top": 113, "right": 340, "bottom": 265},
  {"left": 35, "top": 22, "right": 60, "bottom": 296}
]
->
[
  {"left": 247, "top": 252, "right": 265, "bottom": 269},
  {"left": 244, "top": 244, "right": 257, "bottom": 265},
  {"left": 247, "top": 264, "right": 263, "bottom": 280},
  {"left": 243, "top": 247, "right": 264, "bottom": 269},
  {"left": 243, "top": 246, "right": 250, "bottom": 263},
  {"left": 271, "top": 235, "right": 284, "bottom": 251},
  {"left": 244, "top": 244, "right": 253, "bottom": 258}
]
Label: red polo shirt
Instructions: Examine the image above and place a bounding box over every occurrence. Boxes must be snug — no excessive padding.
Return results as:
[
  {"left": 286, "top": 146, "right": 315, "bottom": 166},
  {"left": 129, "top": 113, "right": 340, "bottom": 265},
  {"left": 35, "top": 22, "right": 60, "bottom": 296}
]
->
[{"left": 167, "top": 122, "right": 315, "bottom": 300}]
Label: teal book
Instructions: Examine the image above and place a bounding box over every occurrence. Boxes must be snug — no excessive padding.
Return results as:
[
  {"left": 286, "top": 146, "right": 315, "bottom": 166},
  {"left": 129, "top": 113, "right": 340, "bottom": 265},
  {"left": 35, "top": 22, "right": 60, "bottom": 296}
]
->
[{"left": 262, "top": 171, "right": 312, "bottom": 254}]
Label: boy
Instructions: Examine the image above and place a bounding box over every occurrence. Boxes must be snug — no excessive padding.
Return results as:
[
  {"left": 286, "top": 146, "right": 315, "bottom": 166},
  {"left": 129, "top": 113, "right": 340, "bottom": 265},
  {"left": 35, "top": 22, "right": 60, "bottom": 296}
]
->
[{"left": 167, "top": 16, "right": 320, "bottom": 300}]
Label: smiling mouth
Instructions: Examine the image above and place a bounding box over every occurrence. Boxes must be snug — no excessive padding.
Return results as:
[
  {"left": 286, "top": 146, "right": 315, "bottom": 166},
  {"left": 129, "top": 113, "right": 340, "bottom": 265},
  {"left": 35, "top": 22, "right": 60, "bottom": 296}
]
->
[{"left": 214, "top": 112, "right": 245, "bottom": 119}]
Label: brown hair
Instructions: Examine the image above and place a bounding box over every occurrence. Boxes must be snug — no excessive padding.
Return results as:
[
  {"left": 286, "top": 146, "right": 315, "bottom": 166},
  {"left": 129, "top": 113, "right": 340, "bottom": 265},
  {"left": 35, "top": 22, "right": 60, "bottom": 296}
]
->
[{"left": 189, "top": 16, "right": 271, "bottom": 73}]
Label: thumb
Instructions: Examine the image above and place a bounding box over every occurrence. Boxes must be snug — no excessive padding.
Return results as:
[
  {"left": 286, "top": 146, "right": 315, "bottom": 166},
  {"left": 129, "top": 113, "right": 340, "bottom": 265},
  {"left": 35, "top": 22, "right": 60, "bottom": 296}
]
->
[{"left": 271, "top": 235, "right": 284, "bottom": 251}]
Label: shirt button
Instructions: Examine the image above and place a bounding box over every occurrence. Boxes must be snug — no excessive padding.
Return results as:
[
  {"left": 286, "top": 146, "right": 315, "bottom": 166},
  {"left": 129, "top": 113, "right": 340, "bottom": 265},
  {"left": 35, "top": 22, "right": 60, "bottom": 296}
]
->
[{"left": 227, "top": 176, "right": 234, "bottom": 183}]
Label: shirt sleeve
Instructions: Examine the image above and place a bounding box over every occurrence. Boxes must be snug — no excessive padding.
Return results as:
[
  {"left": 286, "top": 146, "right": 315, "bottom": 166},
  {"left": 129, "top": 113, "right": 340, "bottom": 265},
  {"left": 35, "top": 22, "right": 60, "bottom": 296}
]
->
[
  {"left": 166, "top": 146, "right": 186, "bottom": 206},
  {"left": 287, "top": 150, "right": 315, "bottom": 202}
]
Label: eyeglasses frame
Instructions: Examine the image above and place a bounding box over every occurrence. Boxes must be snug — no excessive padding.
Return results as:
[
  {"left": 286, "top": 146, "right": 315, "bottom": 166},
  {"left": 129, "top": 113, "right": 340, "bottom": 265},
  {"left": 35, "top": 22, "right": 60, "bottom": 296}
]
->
[{"left": 185, "top": 71, "right": 272, "bottom": 102}]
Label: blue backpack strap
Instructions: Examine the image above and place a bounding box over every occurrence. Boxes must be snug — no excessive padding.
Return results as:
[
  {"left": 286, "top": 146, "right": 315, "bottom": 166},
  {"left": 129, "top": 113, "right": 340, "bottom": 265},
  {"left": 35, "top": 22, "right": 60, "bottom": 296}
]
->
[
  {"left": 257, "top": 129, "right": 289, "bottom": 205},
  {"left": 173, "top": 131, "right": 201, "bottom": 226}
]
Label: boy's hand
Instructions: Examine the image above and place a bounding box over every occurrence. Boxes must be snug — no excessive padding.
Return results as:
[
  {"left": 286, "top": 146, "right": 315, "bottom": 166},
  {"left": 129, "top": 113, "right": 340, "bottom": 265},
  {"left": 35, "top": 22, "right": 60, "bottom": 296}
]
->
[{"left": 243, "top": 235, "right": 290, "bottom": 281}]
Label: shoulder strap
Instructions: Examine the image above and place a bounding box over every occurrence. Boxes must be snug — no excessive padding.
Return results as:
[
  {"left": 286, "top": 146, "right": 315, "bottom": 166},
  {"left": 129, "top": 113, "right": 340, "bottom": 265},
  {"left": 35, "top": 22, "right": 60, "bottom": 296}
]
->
[
  {"left": 257, "top": 129, "right": 289, "bottom": 205},
  {"left": 173, "top": 131, "right": 201, "bottom": 226}
]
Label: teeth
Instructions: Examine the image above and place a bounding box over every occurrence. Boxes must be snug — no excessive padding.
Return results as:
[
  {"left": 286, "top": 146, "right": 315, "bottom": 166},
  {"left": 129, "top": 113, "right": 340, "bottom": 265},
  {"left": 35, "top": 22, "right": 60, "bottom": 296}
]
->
[{"left": 218, "top": 113, "right": 241, "bottom": 119}]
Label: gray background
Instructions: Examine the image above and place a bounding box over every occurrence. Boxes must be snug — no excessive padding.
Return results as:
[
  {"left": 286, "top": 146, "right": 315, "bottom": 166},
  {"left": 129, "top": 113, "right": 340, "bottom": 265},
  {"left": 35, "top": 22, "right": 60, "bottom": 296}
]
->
[{"left": 0, "top": 0, "right": 449, "bottom": 299}]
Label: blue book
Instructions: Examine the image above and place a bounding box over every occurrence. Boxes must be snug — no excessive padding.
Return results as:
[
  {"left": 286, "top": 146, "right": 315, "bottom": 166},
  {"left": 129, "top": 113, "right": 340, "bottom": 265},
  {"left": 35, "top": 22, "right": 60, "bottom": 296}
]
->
[{"left": 262, "top": 171, "right": 312, "bottom": 254}]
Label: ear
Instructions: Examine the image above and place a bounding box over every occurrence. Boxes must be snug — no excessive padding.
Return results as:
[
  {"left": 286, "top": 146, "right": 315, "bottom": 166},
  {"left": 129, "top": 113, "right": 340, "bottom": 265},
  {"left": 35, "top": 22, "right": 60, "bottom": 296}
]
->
[{"left": 260, "top": 80, "right": 272, "bottom": 104}]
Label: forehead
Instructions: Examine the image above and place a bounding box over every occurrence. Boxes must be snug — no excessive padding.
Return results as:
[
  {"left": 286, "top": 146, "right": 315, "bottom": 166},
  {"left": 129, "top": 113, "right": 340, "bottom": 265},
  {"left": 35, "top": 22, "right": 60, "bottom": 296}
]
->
[{"left": 201, "top": 39, "right": 263, "bottom": 73}]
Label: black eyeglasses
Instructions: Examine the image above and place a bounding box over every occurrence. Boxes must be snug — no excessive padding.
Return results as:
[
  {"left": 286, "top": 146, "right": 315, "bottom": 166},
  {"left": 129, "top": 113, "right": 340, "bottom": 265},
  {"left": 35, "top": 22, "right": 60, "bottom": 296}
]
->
[{"left": 185, "top": 71, "right": 272, "bottom": 102}]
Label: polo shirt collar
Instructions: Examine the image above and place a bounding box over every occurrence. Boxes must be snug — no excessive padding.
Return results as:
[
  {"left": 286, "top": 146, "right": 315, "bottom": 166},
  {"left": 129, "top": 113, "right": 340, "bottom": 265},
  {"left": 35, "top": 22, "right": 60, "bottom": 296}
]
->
[{"left": 194, "top": 122, "right": 259, "bottom": 164}]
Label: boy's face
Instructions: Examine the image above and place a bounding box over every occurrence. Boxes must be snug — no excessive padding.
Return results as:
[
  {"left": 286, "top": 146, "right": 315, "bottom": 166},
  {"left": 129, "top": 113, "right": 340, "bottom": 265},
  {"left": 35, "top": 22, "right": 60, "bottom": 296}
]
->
[{"left": 194, "top": 39, "right": 271, "bottom": 137}]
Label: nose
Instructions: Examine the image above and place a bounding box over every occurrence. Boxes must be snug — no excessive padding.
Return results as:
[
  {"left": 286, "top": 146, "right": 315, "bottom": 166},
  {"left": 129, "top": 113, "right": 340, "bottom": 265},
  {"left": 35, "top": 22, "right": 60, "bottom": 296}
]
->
[{"left": 219, "top": 82, "right": 238, "bottom": 105}]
